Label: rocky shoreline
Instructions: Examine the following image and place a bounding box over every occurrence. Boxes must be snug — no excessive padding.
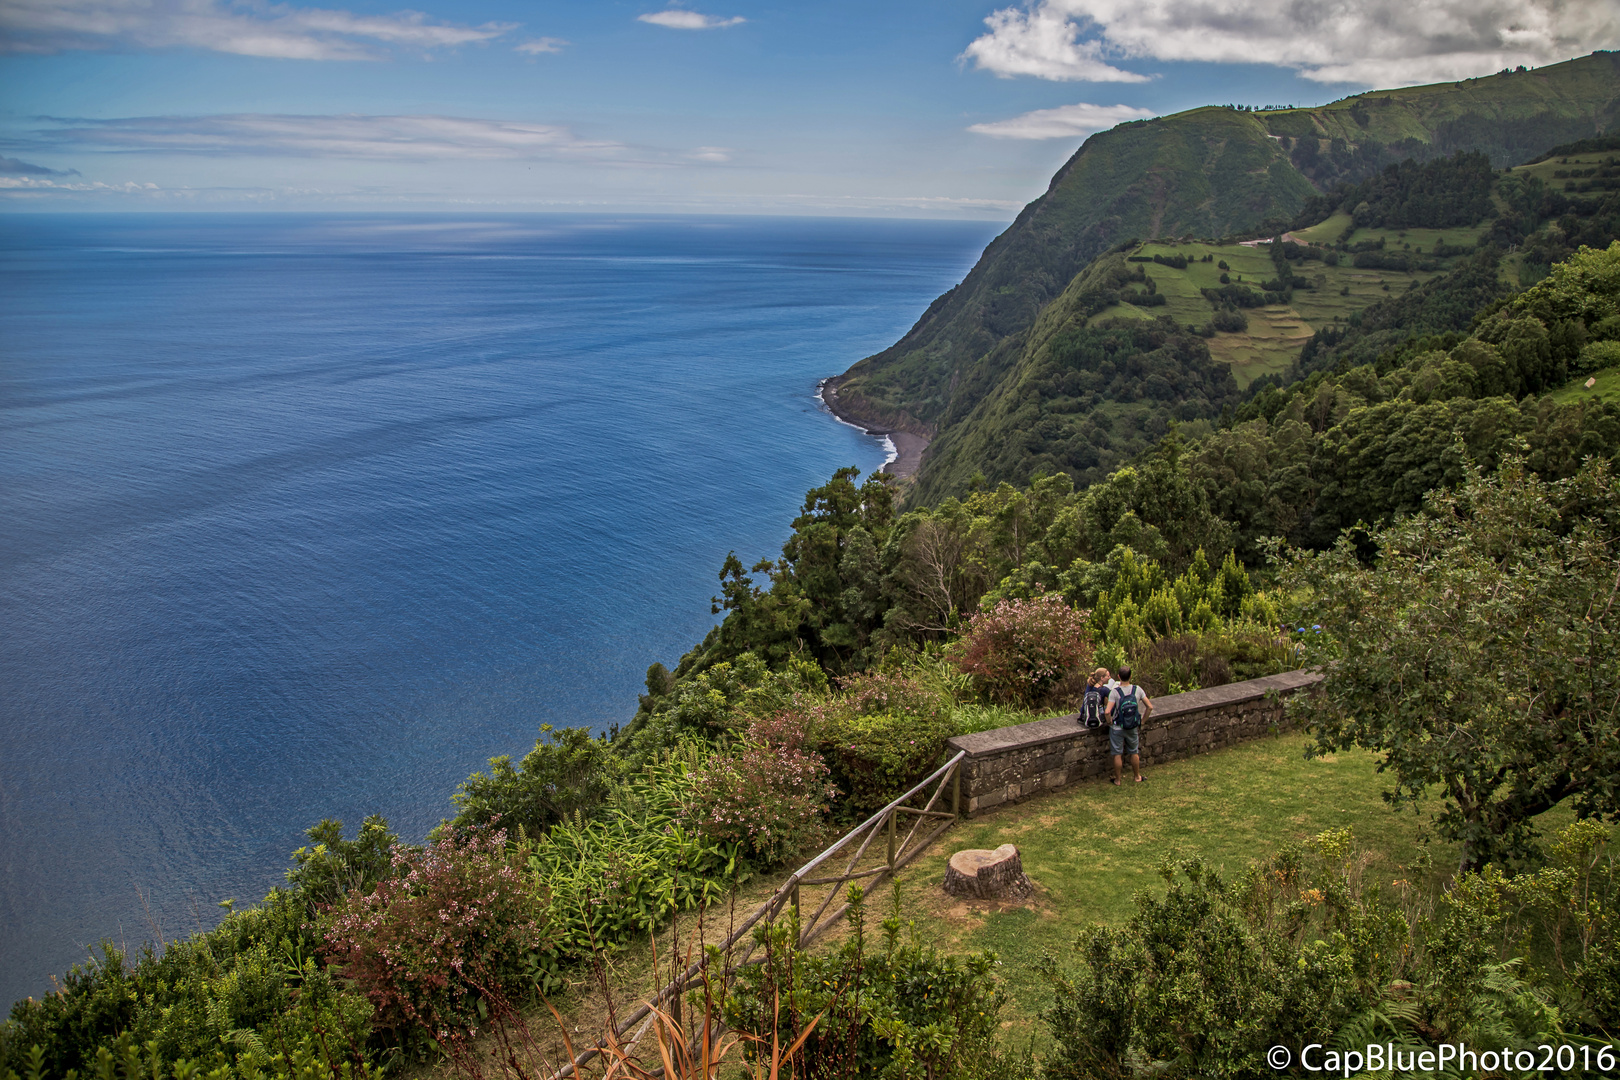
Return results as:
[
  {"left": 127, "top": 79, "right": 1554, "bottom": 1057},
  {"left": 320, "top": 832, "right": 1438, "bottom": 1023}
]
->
[{"left": 817, "top": 379, "right": 929, "bottom": 479}]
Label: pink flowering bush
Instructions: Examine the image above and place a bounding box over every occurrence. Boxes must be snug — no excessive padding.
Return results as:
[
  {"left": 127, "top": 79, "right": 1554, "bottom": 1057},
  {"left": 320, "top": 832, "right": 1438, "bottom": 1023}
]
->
[
  {"left": 953, "top": 594, "right": 1094, "bottom": 706},
  {"left": 320, "top": 825, "right": 550, "bottom": 1046},
  {"left": 683, "top": 712, "right": 838, "bottom": 866}
]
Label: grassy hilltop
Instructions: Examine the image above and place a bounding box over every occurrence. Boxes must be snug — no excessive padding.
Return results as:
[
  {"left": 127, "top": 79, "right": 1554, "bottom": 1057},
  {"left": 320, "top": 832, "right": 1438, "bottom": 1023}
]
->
[{"left": 829, "top": 51, "right": 1620, "bottom": 500}]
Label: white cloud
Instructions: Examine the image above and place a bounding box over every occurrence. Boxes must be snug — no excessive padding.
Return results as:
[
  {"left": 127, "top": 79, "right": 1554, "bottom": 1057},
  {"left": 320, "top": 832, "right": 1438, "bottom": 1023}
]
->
[
  {"left": 23, "top": 114, "right": 632, "bottom": 161},
  {"left": 637, "top": 9, "right": 746, "bottom": 30},
  {"left": 515, "top": 37, "right": 566, "bottom": 54},
  {"left": 687, "top": 146, "right": 732, "bottom": 162},
  {"left": 960, "top": 5, "right": 1146, "bottom": 81},
  {"left": 0, "top": 0, "right": 516, "bottom": 59},
  {"left": 968, "top": 101, "right": 1154, "bottom": 139},
  {"left": 961, "top": 0, "right": 1620, "bottom": 86}
]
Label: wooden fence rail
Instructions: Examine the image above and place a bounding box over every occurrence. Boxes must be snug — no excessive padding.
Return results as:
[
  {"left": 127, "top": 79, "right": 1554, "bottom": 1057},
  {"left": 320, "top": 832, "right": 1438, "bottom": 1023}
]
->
[{"left": 547, "top": 749, "right": 967, "bottom": 1079}]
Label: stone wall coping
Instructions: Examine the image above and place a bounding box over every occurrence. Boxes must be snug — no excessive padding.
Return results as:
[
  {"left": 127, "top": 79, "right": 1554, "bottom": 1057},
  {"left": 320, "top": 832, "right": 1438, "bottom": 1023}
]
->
[{"left": 946, "top": 669, "right": 1323, "bottom": 759}]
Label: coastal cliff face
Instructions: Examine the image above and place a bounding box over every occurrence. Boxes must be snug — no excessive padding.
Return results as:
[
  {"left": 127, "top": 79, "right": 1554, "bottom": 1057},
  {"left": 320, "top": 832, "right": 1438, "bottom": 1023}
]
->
[
  {"left": 832, "top": 51, "right": 1620, "bottom": 501},
  {"left": 828, "top": 106, "right": 1311, "bottom": 435}
]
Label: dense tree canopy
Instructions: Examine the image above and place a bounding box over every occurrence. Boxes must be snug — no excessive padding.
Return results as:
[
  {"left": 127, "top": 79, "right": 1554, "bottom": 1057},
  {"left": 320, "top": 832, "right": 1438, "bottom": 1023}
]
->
[{"left": 1281, "top": 458, "right": 1620, "bottom": 870}]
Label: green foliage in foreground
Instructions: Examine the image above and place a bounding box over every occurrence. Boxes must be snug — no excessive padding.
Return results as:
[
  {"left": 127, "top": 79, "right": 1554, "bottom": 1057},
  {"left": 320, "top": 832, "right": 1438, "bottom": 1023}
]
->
[
  {"left": 724, "top": 888, "right": 1017, "bottom": 1080},
  {"left": 0, "top": 1030, "right": 382, "bottom": 1080},
  {"left": 1038, "top": 821, "right": 1620, "bottom": 1079},
  {"left": 0, "top": 888, "right": 371, "bottom": 1080},
  {"left": 1284, "top": 456, "right": 1620, "bottom": 872}
]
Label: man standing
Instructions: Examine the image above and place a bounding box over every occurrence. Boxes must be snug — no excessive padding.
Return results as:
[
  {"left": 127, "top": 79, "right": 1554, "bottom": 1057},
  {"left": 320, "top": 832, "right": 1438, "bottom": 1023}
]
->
[{"left": 1105, "top": 666, "right": 1151, "bottom": 785}]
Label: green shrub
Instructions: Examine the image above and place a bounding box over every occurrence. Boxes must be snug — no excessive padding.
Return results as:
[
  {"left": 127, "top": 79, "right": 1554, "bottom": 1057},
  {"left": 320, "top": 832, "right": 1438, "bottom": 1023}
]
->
[
  {"left": 285, "top": 816, "right": 398, "bottom": 910},
  {"left": 451, "top": 725, "right": 622, "bottom": 838},
  {"left": 1036, "top": 927, "right": 1140, "bottom": 1080},
  {"left": 803, "top": 671, "right": 955, "bottom": 815},
  {"left": 526, "top": 749, "right": 741, "bottom": 963},
  {"left": 1038, "top": 842, "right": 1379, "bottom": 1079},
  {"left": 1036, "top": 825, "right": 1619, "bottom": 1078},
  {"left": 723, "top": 888, "right": 1009, "bottom": 1080},
  {"left": 1576, "top": 338, "right": 1620, "bottom": 374},
  {"left": 1, "top": 889, "right": 374, "bottom": 1080},
  {"left": 824, "top": 710, "right": 951, "bottom": 816},
  {"left": 1, "top": 1030, "right": 382, "bottom": 1080},
  {"left": 681, "top": 711, "right": 838, "bottom": 866}
]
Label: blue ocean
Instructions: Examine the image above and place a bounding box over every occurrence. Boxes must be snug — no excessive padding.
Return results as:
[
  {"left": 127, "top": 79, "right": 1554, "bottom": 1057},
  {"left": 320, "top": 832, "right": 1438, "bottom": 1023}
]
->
[{"left": 0, "top": 212, "right": 1000, "bottom": 1009}]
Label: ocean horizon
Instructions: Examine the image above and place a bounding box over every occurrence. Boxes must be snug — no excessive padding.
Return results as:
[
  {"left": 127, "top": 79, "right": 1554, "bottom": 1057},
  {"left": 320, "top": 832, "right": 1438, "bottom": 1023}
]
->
[{"left": 0, "top": 211, "right": 1001, "bottom": 1009}]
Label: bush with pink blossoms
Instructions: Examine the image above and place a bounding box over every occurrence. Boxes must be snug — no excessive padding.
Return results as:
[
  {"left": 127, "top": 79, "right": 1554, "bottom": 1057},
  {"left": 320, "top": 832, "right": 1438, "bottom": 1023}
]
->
[
  {"left": 953, "top": 594, "right": 1094, "bottom": 707},
  {"left": 320, "top": 825, "right": 550, "bottom": 1047},
  {"left": 682, "top": 712, "right": 838, "bottom": 867}
]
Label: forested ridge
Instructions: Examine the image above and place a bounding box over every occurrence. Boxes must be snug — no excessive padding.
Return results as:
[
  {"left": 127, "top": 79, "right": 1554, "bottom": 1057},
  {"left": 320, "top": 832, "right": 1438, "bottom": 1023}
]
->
[
  {"left": 9, "top": 72, "right": 1620, "bottom": 1080},
  {"left": 831, "top": 51, "right": 1620, "bottom": 502}
]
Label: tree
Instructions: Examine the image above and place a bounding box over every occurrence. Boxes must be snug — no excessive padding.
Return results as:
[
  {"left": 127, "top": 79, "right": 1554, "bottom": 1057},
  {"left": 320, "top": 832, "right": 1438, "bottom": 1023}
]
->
[
  {"left": 451, "top": 725, "right": 621, "bottom": 837},
  {"left": 699, "top": 468, "right": 900, "bottom": 673},
  {"left": 1279, "top": 457, "right": 1620, "bottom": 870}
]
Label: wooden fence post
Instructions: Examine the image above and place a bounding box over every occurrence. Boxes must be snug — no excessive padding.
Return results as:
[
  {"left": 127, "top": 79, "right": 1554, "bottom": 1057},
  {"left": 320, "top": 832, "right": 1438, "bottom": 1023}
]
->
[{"left": 886, "top": 809, "right": 897, "bottom": 870}]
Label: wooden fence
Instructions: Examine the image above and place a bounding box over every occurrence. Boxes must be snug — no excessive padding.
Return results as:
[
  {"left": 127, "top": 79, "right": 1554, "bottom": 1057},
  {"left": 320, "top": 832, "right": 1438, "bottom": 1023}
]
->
[{"left": 548, "top": 749, "right": 968, "bottom": 1078}]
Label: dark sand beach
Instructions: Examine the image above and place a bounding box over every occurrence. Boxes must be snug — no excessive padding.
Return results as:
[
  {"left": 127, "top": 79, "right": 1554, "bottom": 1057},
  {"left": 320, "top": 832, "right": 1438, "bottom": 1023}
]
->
[
  {"left": 883, "top": 431, "right": 928, "bottom": 478},
  {"left": 818, "top": 380, "right": 930, "bottom": 479}
]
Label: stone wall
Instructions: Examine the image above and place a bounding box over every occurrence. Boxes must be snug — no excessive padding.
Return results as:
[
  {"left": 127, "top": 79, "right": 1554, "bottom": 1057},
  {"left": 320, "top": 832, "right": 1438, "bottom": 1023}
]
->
[{"left": 946, "top": 670, "right": 1322, "bottom": 814}]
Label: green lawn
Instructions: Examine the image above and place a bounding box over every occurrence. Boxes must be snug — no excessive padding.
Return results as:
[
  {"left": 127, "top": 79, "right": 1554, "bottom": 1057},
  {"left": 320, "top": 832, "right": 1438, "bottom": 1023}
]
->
[
  {"left": 876, "top": 730, "right": 1576, "bottom": 1043},
  {"left": 1291, "top": 211, "right": 1354, "bottom": 245},
  {"left": 1547, "top": 366, "right": 1620, "bottom": 405},
  {"left": 492, "top": 724, "right": 1587, "bottom": 1074}
]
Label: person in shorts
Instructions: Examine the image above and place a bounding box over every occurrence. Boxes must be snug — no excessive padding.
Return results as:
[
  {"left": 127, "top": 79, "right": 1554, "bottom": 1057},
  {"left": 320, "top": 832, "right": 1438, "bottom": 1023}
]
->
[{"left": 1105, "top": 666, "right": 1152, "bottom": 785}]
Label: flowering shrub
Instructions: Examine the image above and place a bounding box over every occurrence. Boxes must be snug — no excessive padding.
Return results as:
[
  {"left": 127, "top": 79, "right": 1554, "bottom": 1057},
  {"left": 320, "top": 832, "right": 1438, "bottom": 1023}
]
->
[
  {"left": 682, "top": 712, "right": 838, "bottom": 866},
  {"left": 953, "top": 594, "right": 1093, "bottom": 706},
  {"left": 321, "top": 826, "right": 549, "bottom": 1045}
]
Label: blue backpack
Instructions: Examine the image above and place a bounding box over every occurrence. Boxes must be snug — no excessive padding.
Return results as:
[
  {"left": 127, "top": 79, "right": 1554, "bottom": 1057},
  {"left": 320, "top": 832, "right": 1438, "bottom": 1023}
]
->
[{"left": 1114, "top": 686, "right": 1142, "bottom": 730}]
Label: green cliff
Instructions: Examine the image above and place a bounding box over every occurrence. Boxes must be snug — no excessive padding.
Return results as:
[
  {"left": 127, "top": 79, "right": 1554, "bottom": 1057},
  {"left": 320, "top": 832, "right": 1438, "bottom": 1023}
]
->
[{"left": 829, "top": 52, "right": 1620, "bottom": 501}]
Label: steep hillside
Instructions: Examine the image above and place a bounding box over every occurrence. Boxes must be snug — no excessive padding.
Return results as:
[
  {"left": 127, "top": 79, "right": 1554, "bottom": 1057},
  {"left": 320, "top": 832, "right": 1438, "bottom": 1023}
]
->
[
  {"left": 828, "top": 107, "right": 1313, "bottom": 434},
  {"left": 829, "top": 52, "right": 1620, "bottom": 502}
]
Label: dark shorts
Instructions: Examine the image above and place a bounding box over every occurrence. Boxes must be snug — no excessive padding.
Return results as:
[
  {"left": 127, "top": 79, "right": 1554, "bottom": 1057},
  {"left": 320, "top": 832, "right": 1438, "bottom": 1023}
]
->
[{"left": 1110, "top": 724, "right": 1139, "bottom": 756}]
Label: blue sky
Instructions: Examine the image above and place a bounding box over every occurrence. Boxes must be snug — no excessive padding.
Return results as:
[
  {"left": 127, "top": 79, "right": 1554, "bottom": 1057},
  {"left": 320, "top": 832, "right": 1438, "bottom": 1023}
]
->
[{"left": 2, "top": 0, "right": 1614, "bottom": 217}]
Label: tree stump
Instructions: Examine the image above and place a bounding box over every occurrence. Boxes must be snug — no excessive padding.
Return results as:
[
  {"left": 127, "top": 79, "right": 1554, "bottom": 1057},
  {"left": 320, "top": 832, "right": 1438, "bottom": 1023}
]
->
[{"left": 942, "top": 843, "right": 1033, "bottom": 900}]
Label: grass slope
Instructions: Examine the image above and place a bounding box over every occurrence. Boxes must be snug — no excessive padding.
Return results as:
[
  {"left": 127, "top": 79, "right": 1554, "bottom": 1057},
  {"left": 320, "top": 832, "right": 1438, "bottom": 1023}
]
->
[
  {"left": 1263, "top": 52, "right": 1620, "bottom": 176},
  {"left": 1548, "top": 366, "right": 1620, "bottom": 405},
  {"left": 911, "top": 222, "right": 1484, "bottom": 499}
]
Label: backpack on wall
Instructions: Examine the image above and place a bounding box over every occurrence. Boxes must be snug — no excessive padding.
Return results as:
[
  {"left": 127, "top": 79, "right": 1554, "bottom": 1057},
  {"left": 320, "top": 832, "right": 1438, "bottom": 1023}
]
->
[
  {"left": 1081, "top": 686, "right": 1106, "bottom": 728},
  {"left": 1114, "top": 686, "right": 1142, "bottom": 730}
]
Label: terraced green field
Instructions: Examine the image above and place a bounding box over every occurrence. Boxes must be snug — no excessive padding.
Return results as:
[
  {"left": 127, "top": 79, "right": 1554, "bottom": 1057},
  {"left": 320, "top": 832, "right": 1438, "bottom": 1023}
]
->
[
  {"left": 1499, "top": 149, "right": 1619, "bottom": 284},
  {"left": 1089, "top": 232, "right": 1476, "bottom": 388}
]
